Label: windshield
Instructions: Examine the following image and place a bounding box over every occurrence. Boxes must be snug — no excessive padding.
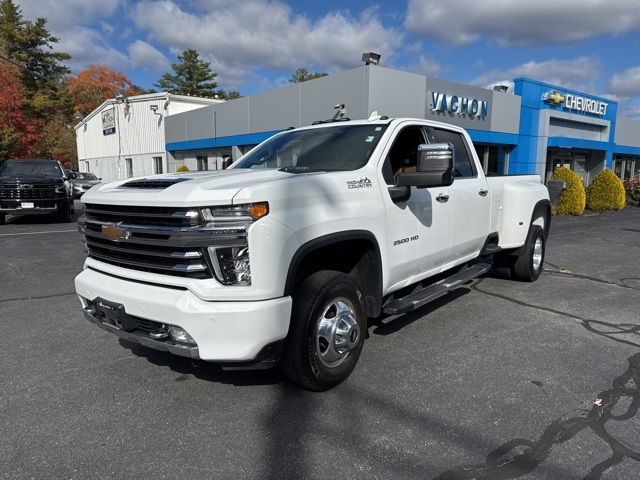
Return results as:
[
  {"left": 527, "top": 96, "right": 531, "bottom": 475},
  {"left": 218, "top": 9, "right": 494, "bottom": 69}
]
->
[
  {"left": 0, "top": 160, "right": 62, "bottom": 178},
  {"left": 75, "top": 172, "right": 97, "bottom": 181},
  {"left": 233, "top": 124, "right": 389, "bottom": 171}
]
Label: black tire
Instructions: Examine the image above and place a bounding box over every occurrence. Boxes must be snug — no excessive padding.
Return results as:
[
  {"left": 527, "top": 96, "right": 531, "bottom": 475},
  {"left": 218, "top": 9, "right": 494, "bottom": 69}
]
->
[
  {"left": 57, "top": 201, "right": 72, "bottom": 223},
  {"left": 512, "top": 225, "right": 545, "bottom": 282},
  {"left": 0, "top": 213, "right": 5, "bottom": 225},
  {"left": 281, "top": 270, "right": 367, "bottom": 391}
]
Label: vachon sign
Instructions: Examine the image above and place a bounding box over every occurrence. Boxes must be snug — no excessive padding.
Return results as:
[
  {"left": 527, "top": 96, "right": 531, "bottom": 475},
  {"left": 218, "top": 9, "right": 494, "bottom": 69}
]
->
[{"left": 430, "top": 91, "right": 489, "bottom": 117}]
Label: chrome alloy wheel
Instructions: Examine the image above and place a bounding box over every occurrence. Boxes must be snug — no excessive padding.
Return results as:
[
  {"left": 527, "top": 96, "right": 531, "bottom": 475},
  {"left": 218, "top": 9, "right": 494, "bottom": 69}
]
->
[
  {"left": 315, "top": 297, "right": 360, "bottom": 368},
  {"left": 532, "top": 236, "right": 543, "bottom": 272}
]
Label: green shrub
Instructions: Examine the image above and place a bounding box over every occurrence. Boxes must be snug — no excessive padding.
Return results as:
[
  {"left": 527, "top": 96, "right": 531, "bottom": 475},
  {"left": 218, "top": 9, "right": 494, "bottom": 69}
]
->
[
  {"left": 176, "top": 163, "right": 190, "bottom": 173},
  {"left": 549, "top": 167, "right": 585, "bottom": 215},
  {"left": 623, "top": 176, "right": 640, "bottom": 207},
  {"left": 586, "top": 169, "right": 626, "bottom": 211}
]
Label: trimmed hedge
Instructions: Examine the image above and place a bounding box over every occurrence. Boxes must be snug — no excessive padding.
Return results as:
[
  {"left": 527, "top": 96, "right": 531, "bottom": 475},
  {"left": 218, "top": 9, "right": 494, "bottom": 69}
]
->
[
  {"left": 550, "top": 167, "right": 585, "bottom": 215},
  {"left": 586, "top": 169, "right": 626, "bottom": 211},
  {"left": 176, "top": 163, "right": 190, "bottom": 173}
]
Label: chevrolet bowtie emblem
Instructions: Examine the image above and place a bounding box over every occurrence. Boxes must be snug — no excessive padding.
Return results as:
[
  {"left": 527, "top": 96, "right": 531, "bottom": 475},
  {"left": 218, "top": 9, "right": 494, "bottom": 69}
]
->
[
  {"left": 102, "top": 223, "right": 130, "bottom": 242},
  {"left": 543, "top": 91, "right": 566, "bottom": 105}
]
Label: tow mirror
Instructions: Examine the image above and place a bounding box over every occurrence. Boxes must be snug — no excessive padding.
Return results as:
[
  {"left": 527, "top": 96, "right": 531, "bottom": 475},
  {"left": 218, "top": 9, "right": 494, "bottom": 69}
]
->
[
  {"left": 395, "top": 143, "right": 454, "bottom": 188},
  {"left": 221, "top": 157, "right": 233, "bottom": 169}
]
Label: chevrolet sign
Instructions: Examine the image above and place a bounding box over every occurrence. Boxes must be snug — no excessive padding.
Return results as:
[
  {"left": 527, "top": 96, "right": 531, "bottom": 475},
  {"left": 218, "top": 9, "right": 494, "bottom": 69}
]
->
[
  {"left": 544, "top": 90, "right": 608, "bottom": 116},
  {"left": 543, "top": 91, "right": 565, "bottom": 105}
]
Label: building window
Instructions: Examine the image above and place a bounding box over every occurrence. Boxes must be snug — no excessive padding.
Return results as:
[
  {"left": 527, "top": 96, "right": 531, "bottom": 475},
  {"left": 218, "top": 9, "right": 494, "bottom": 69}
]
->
[
  {"left": 153, "top": 156, "right": 163, "bottom": 174},
  {"left": 83, "top": 161, "right": 90, "bottom": 172},
  {"left": 125, "top": 158, "right": 133, "bottom": 178},
  {"left": 613, "top": 155, "right": 639, "bottom": 180},
  {"left": 197, "top": 155, "right": 208, "bottom": 171}
]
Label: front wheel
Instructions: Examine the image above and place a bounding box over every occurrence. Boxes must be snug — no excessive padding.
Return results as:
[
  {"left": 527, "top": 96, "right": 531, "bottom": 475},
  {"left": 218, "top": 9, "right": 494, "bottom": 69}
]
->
[
  {"left": 281, "top": 270, "right": 367, "bottom": 391},
  {"left": 512, "top": 225, "right": 545, "bottom": 282}
]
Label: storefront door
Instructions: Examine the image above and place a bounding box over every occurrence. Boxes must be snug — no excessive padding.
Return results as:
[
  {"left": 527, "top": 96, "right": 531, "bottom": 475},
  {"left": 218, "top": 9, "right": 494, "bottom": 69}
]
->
[{"left": 547, "top": 150, "right": 591, "bottom": 185}]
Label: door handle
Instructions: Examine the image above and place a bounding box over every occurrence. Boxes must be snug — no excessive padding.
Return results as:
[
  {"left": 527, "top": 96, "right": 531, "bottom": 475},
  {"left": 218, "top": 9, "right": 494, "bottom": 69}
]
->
[
  {"left": 479, "top": 189, "right": 489, "bottom": 197},
  {"left": 436, "top": 194, "right": 449, "bottom": 203}
]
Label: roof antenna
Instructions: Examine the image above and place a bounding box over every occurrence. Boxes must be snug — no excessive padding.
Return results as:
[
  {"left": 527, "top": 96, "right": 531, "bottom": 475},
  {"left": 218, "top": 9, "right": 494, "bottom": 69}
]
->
[{"left": 333, "top": 103, "right": 346, "bottom": 120}]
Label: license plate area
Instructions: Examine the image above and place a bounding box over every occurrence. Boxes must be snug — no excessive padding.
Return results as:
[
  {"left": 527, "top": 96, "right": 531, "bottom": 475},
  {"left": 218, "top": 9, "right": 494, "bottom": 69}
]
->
[
  {"left": 93, "top": 297, "right": 138, "bottom": 331},
  {"left": 21, "top": 202, "right": 34, "bottom": 208}
]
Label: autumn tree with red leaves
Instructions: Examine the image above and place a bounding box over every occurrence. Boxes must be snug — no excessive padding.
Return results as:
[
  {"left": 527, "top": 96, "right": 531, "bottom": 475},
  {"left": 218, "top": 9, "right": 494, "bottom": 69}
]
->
[
  {"left": 66, "top": 65, "right": 141, "bottom": 116},
  {"left": 0, "top": 64, "right": 39, "bottom": 158}
]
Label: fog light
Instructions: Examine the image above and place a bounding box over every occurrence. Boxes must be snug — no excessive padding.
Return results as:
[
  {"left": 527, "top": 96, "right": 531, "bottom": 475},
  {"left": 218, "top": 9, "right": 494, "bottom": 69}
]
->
[
  {"left": 168, "top": 326, "right": 196, "bottom": 345},
  {"left": 208, "top": 245, "right": 251, "bottom": 285}
]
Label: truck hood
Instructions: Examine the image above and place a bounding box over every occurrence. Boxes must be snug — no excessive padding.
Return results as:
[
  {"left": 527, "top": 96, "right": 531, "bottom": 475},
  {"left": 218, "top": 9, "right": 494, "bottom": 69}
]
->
[{"left": 80, "top": 169, "right": 317, "bottom": 206}]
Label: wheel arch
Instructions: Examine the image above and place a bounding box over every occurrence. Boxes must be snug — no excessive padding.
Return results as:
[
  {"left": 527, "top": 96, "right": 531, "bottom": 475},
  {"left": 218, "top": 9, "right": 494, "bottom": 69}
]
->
[
  {"left": 530, "top": 199, "right": 552, "bottom": 240},
  {"left": 284, "top": 230, "right": 383, "bottom": 318}
]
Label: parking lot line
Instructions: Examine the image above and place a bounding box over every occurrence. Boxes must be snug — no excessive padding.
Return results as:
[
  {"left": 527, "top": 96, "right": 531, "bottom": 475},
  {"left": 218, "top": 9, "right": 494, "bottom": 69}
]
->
[{"left": 0, "top": 229, "right": 77, "bottom": 236}]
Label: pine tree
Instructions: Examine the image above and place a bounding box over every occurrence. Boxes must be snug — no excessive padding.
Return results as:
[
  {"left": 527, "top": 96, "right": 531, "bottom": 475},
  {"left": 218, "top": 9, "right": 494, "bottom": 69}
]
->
[
  {"left": 155, "top": 49, "right": 218, "bottom": 97},
  {"left": 0, "top": 0, "right": 70, "bottom": 92}
]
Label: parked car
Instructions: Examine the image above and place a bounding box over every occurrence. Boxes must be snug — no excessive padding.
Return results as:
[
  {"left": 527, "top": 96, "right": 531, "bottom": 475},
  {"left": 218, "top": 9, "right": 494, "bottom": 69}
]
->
[
  {"left": 0, "top": 159, "right": 75, "bottom": 224},
  {"left": 72, "top": 172, "right": 101, "bottom": 198},
  {"left": 75, "top": 117, "right": 550, "bottom": 390}
]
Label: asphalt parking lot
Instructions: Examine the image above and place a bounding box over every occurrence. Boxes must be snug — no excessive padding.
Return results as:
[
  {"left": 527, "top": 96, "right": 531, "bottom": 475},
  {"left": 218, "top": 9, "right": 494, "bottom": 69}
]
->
[{"left": 1, "top": 204, "right": 639, "bottom": 480}]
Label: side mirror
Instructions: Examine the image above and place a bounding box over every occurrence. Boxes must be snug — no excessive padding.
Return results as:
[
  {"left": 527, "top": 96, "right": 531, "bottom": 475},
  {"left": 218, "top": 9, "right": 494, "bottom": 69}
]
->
[
  {"left": 395, "top": 143, "right": 454, "bottom": 188},
  {"left": 221, "top": 157, "right": 233, "bottom": 169},
  {"left": 98, "top": 177, "right": 102, "bottom": 181}
]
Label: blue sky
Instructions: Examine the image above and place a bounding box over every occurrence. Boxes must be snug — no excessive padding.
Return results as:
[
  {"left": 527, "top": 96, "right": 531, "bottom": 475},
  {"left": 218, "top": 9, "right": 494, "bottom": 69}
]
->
[{"left": 14, "top": 0, "right": 640, "bottom": 117}]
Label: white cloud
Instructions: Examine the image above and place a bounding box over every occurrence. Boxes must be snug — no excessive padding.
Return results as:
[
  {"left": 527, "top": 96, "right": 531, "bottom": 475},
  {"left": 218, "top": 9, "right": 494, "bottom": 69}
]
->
[
  {"left": 471, "top": 57, "right": 601, "bottom": 92},
  {"left": 16, "top": 0, "right": 120, "bottom": 30},
  {"left": 16, "top": 0, "right": 130, "bottom": 74},
  {"left": 57, "top": 27, "right": 129, "bottom": 71},
  {"left": 132, "top": 0, "right": 403, "bottom": 88},
  {"left": 128, "top": 40, "right": 170, "bottom": 71},
  {"left": 411, "top": 55, "right": 442, "bottom": 76},
  {"left": 608, "top": 67, "right": 640, "bottom": 98},
  {"left": 405, "top": 0, "right": 640, "bottom": 46}
]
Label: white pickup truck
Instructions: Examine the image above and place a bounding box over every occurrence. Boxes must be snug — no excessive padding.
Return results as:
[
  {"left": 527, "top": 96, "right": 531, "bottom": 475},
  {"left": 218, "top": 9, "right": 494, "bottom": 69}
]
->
[{"left": 75, "top": 117, "right": 550, "bottom": 390}]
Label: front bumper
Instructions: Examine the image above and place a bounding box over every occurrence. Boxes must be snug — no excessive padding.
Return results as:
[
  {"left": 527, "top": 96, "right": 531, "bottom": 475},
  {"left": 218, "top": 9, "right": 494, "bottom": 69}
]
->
[
  {"left": 0, "top": 206, "right": 57, "bottom": 215},
  {"left": 0, "top": 198, "right": 65, "bottom": 215},
  {"left": 75, "top": 267, "right": 292, "bottom": 363}
]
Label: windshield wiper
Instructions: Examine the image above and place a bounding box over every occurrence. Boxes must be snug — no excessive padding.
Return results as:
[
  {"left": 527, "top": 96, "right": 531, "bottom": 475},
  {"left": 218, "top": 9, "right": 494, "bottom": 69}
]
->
[{"left": 278, "top": 166, "right": 328, "bottom": 174}]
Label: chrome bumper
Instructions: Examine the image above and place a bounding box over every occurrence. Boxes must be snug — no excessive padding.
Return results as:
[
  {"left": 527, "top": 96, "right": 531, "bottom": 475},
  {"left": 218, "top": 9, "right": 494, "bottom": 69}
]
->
[{"left": 82, "top": 306, "right": 200, "bottom": 359}]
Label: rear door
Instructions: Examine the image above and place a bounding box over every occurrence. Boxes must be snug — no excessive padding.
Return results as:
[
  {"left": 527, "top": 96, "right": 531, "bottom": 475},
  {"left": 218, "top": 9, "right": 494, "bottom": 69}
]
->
[
  {"left": 379, "top": 123, "right": 452, "bottom": 290},
  {"left": 425, "top": 127, "right": 490, "bottom": 263}
]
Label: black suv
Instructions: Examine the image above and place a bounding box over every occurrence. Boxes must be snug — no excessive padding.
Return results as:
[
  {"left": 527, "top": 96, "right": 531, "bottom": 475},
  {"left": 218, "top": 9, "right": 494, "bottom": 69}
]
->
[{"left": 0, "top": 159, "right": 76, "bottom": 224}]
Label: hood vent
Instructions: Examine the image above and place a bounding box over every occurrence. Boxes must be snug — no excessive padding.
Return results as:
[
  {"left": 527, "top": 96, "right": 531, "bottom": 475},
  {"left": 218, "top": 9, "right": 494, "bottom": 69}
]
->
[{"left": 120, "top": 177, "right": 190, "bottom": 189}]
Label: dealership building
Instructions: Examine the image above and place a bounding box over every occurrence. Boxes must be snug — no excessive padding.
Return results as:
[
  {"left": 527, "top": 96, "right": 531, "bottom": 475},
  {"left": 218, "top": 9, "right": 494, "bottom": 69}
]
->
[{"left": 78, "top": 65, "right": 640, "bottom": 183}]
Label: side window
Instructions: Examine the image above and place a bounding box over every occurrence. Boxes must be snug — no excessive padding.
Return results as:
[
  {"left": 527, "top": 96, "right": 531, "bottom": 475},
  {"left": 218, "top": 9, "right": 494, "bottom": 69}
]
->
[
  {"left": 426, "top": 127, "right": 476, "bottom": 178},
  {"left": 382, "top": 126, "right": 426, "bottom": 184}
]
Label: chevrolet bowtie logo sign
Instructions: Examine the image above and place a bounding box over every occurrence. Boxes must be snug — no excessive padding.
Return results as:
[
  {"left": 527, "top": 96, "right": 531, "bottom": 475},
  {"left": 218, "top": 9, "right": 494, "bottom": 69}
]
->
[
  {"left": 543, "top": 91, "right": 566, "bottom": 105},
  {"left": 102, "top": 223, "right": 130, "bottom": 242}
]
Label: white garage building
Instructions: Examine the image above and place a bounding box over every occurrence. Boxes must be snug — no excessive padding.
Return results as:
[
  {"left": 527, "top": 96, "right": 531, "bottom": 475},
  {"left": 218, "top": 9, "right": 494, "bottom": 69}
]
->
[{"left": 75, "top": 92, "right": 222, "bottom": 181}]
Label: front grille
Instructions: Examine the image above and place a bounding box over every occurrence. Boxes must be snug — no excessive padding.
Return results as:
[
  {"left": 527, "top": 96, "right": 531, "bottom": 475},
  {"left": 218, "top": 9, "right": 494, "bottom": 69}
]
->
[
  {"left": 0, "top": 184, "right": 56, "bottom": 200},
  {"left": 82, "top": 204, "right": 214, "bottom": 279},
  {"left": 84, "top": 203, "right": 201, "bottom": 227}
]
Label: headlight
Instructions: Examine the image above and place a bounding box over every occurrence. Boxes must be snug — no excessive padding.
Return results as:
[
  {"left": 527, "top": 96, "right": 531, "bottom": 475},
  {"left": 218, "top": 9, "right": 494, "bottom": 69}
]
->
[
  {"left": 55, "top": 186, "right": 66, "bottom": 193},
  {"left": 203, "top": 202, "right": 268, "bottom": 286}
]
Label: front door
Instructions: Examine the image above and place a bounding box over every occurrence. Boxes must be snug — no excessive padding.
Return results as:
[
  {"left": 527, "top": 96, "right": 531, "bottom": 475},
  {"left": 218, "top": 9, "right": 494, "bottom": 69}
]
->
[
  {"left": 380, "top": 124, "right": 452, "bottom": 290},
  {"left": 425, "top": 126, "right": 491, "bottom": 263}
]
